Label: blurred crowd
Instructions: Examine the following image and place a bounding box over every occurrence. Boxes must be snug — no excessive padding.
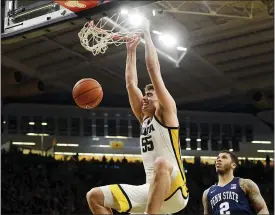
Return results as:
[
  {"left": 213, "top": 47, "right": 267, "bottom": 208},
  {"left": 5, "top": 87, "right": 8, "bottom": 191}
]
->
[{"left": 1, "top": 148, "right": 274, "bottom": 215}]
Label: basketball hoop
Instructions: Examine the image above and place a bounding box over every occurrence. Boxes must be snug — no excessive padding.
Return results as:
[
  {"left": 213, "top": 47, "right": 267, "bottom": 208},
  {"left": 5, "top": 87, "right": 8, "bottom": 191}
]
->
[{"left": 78, "top": 13, "right": 142, "bottom": 56}]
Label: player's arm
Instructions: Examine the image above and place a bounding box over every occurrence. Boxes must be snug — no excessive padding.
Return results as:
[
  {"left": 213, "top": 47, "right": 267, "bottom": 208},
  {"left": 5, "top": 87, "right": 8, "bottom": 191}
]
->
[
  {"left": 125, "top": 38, "right": 143, "bottom": 123},
  {"left": 202, "top": 188, "right": 210, "bottom": 215},
  {"left": 143, "top": 20, "right": 176, "bottom": 112},
  {"left": 240, "top": 178, "right": 269, "bottom": 214}
]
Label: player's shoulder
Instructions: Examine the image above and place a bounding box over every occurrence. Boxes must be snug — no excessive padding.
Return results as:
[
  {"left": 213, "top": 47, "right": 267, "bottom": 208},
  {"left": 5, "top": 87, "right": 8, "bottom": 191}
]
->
[
  {"left": 239, "top": 178, "right": 258, "bottom": 193},
  {"left": 241, "top": 177, "right": 256, "bottom": 182},
  {"left": 238, "top": 177, "right": 246, "bottom": 192},
  {"left": 203, "top": 186, "right": 212, "bottom": 197},
  {"left": 239, "top": 177, "right": 256, "bottom": 185}
]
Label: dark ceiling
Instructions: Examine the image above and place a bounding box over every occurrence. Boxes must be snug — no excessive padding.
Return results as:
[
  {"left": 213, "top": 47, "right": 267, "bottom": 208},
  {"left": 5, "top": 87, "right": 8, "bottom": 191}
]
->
[{"left": 1, "top": 1, "right": 274, "bottom": 113}]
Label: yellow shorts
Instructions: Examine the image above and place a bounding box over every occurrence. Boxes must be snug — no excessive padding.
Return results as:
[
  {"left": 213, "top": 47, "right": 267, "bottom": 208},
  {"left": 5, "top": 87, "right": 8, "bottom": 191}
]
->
[{"left": 99, "top": 166, "right": 189, "bottom": 214}]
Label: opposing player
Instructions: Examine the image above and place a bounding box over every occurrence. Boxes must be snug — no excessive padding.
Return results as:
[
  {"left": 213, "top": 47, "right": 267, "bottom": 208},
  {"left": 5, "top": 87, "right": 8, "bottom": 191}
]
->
[
  {"left": 86, "top": 19, "right": 189, "bottom": 214},
  {"left": 202, "top": 150, "right": 269, "bottom": 215}
]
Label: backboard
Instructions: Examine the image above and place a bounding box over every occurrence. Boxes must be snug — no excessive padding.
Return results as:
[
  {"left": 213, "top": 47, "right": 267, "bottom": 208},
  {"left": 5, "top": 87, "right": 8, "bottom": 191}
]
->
[{"left": 1, "top": 0, "right": 155, "bottom": 44}]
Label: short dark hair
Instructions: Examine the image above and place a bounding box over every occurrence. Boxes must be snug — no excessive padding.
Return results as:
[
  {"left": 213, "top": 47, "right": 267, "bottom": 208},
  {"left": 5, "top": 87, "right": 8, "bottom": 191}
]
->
[
  {"left": 219, "top": 150, "right": 239, "bottom": 168},
  {"left": 144, "top": 84, "right": 154, "bottom": 92}
]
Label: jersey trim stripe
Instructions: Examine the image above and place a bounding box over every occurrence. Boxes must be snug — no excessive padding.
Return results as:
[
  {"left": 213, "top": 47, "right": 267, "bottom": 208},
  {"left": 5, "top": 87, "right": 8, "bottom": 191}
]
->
[
  {"left": 108, "top": 184, "right": 132, "bottom": 213},
  {"left": 165, "top": 187, "right": 188, "bottom": 201},
  {"left": 166, "top": 128, "right": 189, "bottom": 200},
  {"left": 164, "top": 171, "right": 189, "bottom": 201},
  {"left": 168, "top": 128, "right": 186, "bottom": 182},
  {"left": 153, "top": 115, "right": 179, "bottom": 129}
]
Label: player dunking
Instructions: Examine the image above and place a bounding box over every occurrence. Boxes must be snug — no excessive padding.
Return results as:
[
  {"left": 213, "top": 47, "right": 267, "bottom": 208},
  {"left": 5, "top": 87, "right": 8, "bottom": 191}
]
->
[
  {"left": 86, "top": 20, "right": 189, "bottom": 214},
  {"left": 202, "top": 150, "right": 269, "bottom": 215}
]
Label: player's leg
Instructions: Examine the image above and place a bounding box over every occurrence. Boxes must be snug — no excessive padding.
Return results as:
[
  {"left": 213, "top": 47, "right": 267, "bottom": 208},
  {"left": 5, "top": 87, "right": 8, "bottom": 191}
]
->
[
  {"left": 87, "top": 183, "right": 149, "bottom": 214},
  {"left": 145, "top": 157, "right": 174, "bottom": 214},
  {"left": 86, "top": 187, "right": 113, "bottom": 214}
]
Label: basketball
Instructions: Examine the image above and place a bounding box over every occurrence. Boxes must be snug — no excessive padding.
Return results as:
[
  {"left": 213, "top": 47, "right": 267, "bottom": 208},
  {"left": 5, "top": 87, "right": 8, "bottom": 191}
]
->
[{"left": 72, "top": 78, "right": 103, "bottom": 109}]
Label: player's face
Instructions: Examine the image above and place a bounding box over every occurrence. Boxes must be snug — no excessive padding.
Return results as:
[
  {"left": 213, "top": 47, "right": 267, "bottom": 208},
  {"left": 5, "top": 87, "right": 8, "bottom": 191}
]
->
[
  {"left": 215, "top": 153, "right": 235, "bottom": 175},
  {"left": 142, "top": 90, "right": 158, "bottom": 114}
]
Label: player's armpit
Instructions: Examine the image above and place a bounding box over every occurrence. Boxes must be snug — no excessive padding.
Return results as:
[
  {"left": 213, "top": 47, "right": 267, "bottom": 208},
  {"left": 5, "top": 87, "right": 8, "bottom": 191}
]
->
[
  {"left": 243, "top": 179, "right": 269, "bottom": 215},
  {"left": 202, "top": 188, "right": 209, "bottom": 215}
]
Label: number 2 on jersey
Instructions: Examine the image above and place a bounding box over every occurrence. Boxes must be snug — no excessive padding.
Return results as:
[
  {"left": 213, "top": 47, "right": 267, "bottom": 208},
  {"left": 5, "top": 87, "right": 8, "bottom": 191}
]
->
[
  {"left": 220, "top": 202, "right": 230, "bottom": 214},
  {"left": 141, "top": 136, "right": 154, "bottom": 153}
]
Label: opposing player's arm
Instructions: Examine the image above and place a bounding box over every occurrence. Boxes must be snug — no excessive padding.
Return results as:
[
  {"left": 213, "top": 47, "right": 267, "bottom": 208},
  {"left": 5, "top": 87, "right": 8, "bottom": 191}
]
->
[
  {"left": 240, "top": 178, "right": 269, "bottom": 215},
  {"left": 202, "top": 188, "right": 210, "bottom": 215},
  {"left": 125, "top": 41, "right": 143, "bottom": 123},
  {"left": 143, "top": 21, "right": 176, "bottom": 113}
]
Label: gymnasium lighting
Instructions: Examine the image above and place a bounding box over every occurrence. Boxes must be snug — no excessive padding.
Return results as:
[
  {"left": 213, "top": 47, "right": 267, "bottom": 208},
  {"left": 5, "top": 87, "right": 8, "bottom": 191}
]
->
[
  {"left": 56, "top": 143, "right": 79, "bottom": 147},
  {"left": 29, "top": 122, "right": 35, "bottom": 125},
  {"left": 257, "top": 150, "right": 274, "bottom": 153},
  {"left": 186, "top": 147, "right": 191, "bottom": 150},
  {"left": 26, "top": 133, "right": 49, "bottom": 136},
  {"left": 90, "top": 145, "right": 110, "bottom": 148},
  {"left": 185, "top": 138, "right": 191, "bottom": 141},
  {"left": 12, "top": 142, "right": 35, "bottom": 146},
  {"left": 181, "top": 156, "right": 195, "bottom": 159},
  {"left": 196, "top": 138, "right": 201, "bottom": 142},
  {"left": 152, "top": 8, "right": 164, "bottom": 17},
  {"left": 41, "top": 122, "right": 47, "bottom": 126},
  {"left": 99, "top": 145, "right": 110, "bottom": 148},
  {"left": 197, "top": 148, "right": 201, "bottom": 150},
  {"left": 229, "top": 149, "right": 233, "bottom": 152},
  {"left": 152, "top": 30, "right": 162, "bottom": 35},
  {"left": 248, "top": 157, "right": 266, "bottom": 160},
  {"left": 128, "top": 13, "right": 143, "bottom": 26},
  {"left": 56, "top": 143, "right": 67, "bottom": 146},
  {"left": 120, "top": 8, "right": 128, "bottom": 15},
  {"left": 105, "top": 136, "right": 128, "bottom": 139},
  {"left": 55, "top": 152, "right": 76, "bottom": 155},
  {"left": 201, "top": 156, "right": 217, "bottom": 159},
  {"left": 159, "top": 34, "right": 177, "bottom": 47},
  {"left": 201, "top": 156, "right": 273, "bottom": 161},
  {"left": 177, "top": 46, "right": 187, "bottom": 51},
  {"left": 67, "top": 144, "right": 79, "bottom": 147},
  {"left": 252, "top": 140, "right": 271, "bottom": 144}
]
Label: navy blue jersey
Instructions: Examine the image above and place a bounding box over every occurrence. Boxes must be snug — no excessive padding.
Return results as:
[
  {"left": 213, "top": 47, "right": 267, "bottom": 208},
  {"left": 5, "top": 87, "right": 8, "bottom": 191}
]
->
[{"left": 207, "top": 177, "right": 253, "bottom": 215}]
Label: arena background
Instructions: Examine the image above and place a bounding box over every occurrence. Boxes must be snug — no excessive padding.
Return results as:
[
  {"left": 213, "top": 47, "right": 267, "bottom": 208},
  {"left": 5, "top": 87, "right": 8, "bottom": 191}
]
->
[{"left": 1, "top": 0, "right": 274, "bottom": 214}]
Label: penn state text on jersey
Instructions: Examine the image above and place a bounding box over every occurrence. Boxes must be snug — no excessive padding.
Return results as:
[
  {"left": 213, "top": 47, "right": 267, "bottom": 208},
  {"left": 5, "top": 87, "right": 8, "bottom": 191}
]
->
[{"left": 207, "top": 177, "right": 253, "bottom": 215}]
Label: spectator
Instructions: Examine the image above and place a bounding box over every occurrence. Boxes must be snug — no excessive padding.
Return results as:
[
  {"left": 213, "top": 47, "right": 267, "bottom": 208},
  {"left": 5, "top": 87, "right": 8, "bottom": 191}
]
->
[{"left": 1, "top": 149, "right": 273, "bottom": 214}]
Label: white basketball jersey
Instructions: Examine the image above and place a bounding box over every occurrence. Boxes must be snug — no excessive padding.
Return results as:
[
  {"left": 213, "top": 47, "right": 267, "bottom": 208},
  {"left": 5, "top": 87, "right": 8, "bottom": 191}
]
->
[{"left": 140, "top": 116, "right": 184, "bottom": 183}]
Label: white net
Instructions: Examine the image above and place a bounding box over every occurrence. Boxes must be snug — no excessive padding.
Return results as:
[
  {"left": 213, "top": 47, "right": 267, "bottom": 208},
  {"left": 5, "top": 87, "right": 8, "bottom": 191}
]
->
[{"left": 78, "top": 13, "right": 143, "bottom": 56}]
